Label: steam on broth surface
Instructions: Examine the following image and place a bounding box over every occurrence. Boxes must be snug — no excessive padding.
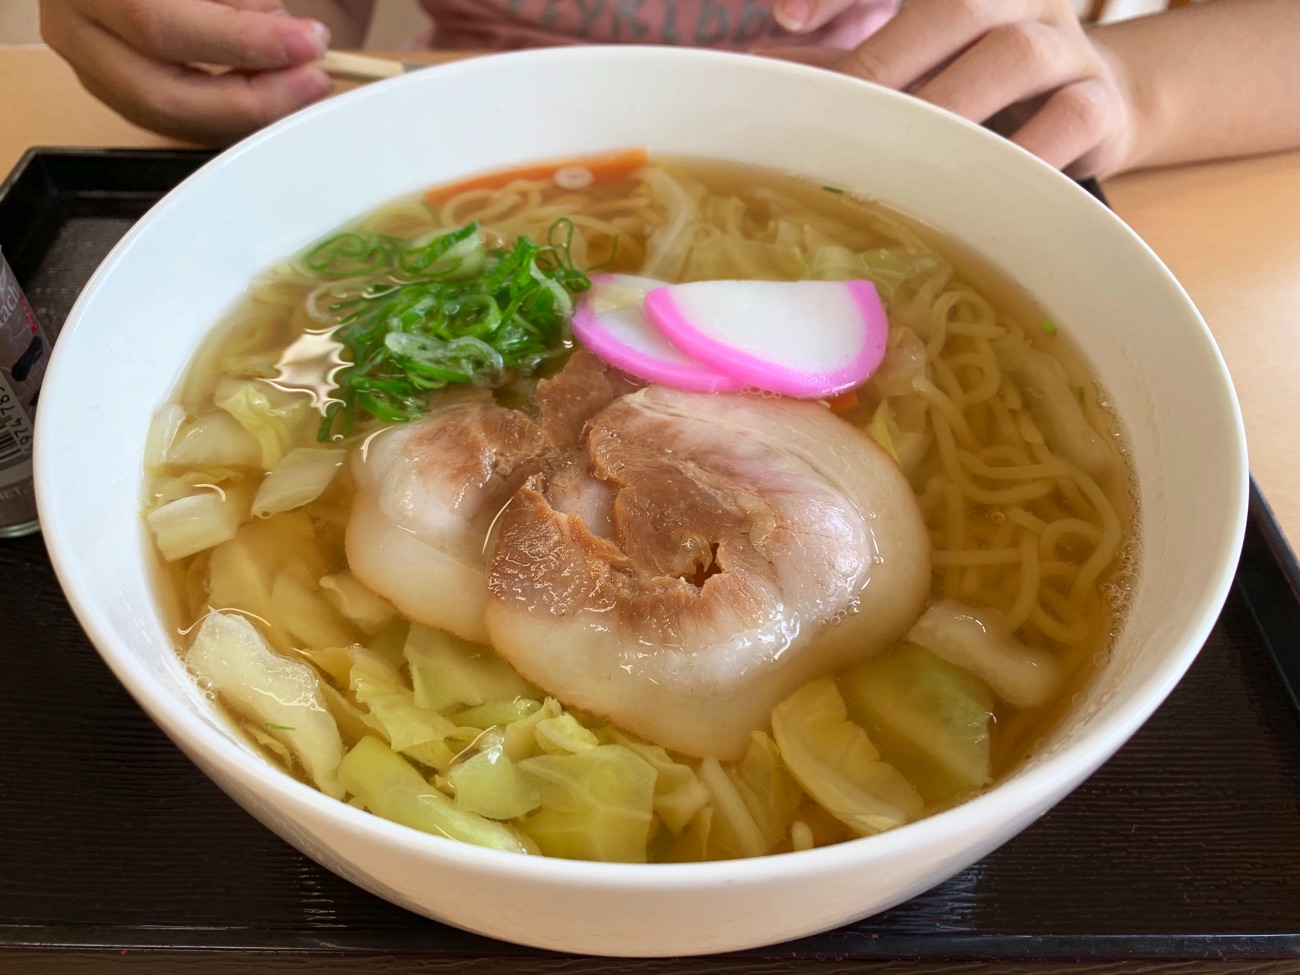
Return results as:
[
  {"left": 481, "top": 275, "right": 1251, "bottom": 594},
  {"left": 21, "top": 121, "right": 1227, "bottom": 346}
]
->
[{"left": 145, "top": 154, "right": 1137, "bottom": 863}]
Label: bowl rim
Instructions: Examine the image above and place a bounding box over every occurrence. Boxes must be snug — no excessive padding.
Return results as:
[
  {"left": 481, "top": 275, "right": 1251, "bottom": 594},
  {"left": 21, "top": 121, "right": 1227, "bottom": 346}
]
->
[{"left": 35, "top": 44, "right": 1249, "bottom": 888}]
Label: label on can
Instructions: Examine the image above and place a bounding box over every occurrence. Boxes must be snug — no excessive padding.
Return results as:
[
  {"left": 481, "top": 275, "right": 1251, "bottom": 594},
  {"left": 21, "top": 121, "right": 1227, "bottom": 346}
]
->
[{"left": 0, "top": 248, "right": 50, "bottom": 532}]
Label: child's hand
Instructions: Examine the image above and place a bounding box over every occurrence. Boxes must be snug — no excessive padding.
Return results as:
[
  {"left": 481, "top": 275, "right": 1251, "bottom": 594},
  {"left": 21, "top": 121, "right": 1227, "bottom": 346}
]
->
[
  {"left": 774, "top": 0, "right": 1136, "bottom": 178},
  {"left": 41, "top": 0, "right": 334, "bottom": 145}
]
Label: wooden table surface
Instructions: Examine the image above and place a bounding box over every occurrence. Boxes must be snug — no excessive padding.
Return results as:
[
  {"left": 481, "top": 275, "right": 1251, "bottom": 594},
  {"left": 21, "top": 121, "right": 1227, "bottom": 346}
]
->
[{"left": 3, "top": 43, "right": 1298, "bottom": 544}]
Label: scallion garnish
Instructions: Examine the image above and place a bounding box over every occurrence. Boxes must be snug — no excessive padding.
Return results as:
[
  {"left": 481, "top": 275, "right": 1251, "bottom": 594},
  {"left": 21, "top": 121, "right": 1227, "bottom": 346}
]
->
[
  {"left": 1039, "top": 318, "right": 1058, "bottom": 335},
  {"left": 822, "top": 185, "right": 845, "bottom": 195},
  {"left": 303, "top": 232, "right": 399, "bottom": 279},
  {"left": 264, "top": 723, "right": 296, "bottom": 731},
  {"left": 309, "top": 220, "right": 591, "bottom": 441}
]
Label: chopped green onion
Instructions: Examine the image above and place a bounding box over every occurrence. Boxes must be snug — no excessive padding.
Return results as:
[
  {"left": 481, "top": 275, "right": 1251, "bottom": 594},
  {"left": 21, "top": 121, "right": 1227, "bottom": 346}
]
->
[
  {"left": 1076, "top": 386, "right": 1086, "bottom": 405},
  {"left": 1039, "top": 318, "right": 1058, "bottom": 335},
  {"left": 264, "top": 722, "right": 296, "bottom": 731},
  {"left": 397, "top": 222, "right": 482, "bottom": 277},
  {"left": 309, "top": 220, "right": 591, "bottom": 441},
  {"left": 303, "top": 232, "right": 398, "bottom": 279},
  {"left": 822, "top": 186, "right": 845, "bottom": 195}
]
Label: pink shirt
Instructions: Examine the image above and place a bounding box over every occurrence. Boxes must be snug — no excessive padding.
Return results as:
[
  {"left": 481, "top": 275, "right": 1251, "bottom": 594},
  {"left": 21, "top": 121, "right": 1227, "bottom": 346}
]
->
[{"left": 414, "top": 0, "right": 898, "bottom": 51}]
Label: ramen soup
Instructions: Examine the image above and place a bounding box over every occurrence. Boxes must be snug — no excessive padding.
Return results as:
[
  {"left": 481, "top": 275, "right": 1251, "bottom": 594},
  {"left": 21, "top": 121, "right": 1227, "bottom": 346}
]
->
[{"left": 144, "top": 153, "right": 1137, "bottom": 863}]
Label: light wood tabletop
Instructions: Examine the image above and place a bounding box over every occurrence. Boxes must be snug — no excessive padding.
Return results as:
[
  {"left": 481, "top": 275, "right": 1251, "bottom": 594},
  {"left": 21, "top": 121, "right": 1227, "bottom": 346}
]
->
[{"left": 3, "top": 43, "right": 1298, "bottom": 546}]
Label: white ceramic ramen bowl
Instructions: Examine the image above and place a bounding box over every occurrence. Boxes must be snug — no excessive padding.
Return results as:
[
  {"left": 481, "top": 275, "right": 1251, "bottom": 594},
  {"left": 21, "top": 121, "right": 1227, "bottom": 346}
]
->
[{"left": 35, "top": 46, "right": 1247, "bottom": 958}]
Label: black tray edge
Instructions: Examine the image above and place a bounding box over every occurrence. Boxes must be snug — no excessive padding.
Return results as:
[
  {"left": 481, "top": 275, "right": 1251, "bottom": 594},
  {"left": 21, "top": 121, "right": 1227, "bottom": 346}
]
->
[
  {"left": 1239, "top": 480, "right": 1300, "bottom": 717},
  {"left": 0, "top": 147, "right": 217, "bottom": 282}
]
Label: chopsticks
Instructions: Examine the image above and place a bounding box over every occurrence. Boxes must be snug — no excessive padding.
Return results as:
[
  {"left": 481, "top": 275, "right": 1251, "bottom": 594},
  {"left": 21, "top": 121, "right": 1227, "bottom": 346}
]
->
[{"left": 319, "top": 51, "right": 409, "bottom": 82}]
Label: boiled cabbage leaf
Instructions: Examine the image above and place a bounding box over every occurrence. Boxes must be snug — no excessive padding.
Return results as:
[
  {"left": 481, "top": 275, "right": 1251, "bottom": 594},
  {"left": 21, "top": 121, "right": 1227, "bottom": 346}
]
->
[
  {"left": 167, "top": 411, "right": 261, "bottom": 469},
  {"left": 214, "top": 378, "right": 313, "bottom": 471},
  {"left": 534, "top": 713, "right": 599, "bottom": 755},
  {"left": 206, "top": 513, "right": 324, "bottom": 651},
  {"left": 269, "top": 569, "right": 359, "bottom": 652},
  {"left": 147, "top": 486, "right": 250, "bottom": 562},
  {"left": 771, "top": 678, "right": 922, "bottom": 836},
  {"left": 251, "top": 446, "right": 346, "bottom": 518},
  {"left": 338, "top": 735, "right": 537, "bottom": 854},
  {"left": 404, "top": 625, "right": 536, "bottom": 712},
  {"left": 186, "top": 610, "right": 344, "bottom": 799},
  {"left": 601, "top": 728, "right": 708, "bottom": 837},
  {"left": 446, "top": 734, "right": 541, "bottom": 820},
  {"left": 729, "top": 732, "right": 802, "bottom": 851},
  {"left": 348, "top": 645, "right": 474, "bottom": 770},
  {"left": 318, "top": 572, "right": 397, "bottom": 635},
  {"left": 503, "top": 698, "right": 564, "bottom": 761},
  {"left": 841, "top": 643, "right": 994, "bottom": 806},
  {"left": 454, "top": 698, "right": 542, "bottom": 731},
  {"left": 698, "top": 757, "right": 767, "bottom": 859},
  {"left": 517, "top": 745, "right": 657, "bottom": 862}
]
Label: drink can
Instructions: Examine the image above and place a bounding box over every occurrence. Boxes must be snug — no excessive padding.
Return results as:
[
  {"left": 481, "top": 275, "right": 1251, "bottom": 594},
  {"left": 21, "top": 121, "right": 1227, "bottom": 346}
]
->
[{"left": 0, "top": 248, "right": 50, "bottom": 539}]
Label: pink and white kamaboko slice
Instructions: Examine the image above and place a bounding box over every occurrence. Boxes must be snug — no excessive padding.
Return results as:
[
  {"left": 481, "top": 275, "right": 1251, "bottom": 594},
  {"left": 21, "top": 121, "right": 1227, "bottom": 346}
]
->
[
  {"left": 570, "top": 274, "right": 742, "bottom": 393},
  {"left": 644, "top": 279, "right": 888, "bottom": 399}
]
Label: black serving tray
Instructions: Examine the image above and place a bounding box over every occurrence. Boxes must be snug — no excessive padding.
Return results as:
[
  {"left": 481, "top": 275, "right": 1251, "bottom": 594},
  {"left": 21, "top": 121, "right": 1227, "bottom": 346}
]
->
[{"left": 2, "top": 149, "right": 1298, "bottom": 974}]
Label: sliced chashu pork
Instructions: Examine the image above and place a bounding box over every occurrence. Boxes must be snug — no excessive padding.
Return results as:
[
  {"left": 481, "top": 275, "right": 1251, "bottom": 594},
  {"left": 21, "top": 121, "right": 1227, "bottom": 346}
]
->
[
  {"left": 485, "top": 385, "right": 930, "bottom": 758},
  {"left": 348, "top": 355, "right": 930, "bottom": 758}
]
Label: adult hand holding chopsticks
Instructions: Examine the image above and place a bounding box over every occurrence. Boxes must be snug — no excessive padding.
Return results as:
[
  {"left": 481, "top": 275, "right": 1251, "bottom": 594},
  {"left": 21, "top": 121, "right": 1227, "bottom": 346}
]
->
[{"left": 39, "top": 0, "right": 336, "bottom": 143}]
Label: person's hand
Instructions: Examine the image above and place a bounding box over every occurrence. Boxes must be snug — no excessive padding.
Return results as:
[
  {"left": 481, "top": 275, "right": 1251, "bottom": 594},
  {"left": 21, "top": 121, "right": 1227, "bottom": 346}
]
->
[
  {"left": 41, "top": 0, "right": 334, "bottom": 145},
  {"left": 772, "top": 0, "right": 1137, "bottom": 179}
]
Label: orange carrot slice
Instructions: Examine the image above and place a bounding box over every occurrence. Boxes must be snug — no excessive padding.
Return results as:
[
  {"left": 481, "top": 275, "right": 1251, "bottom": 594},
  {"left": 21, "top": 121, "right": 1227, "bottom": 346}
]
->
[{"left": 424, "top": 148, "right": 649, "bottom": 206}]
